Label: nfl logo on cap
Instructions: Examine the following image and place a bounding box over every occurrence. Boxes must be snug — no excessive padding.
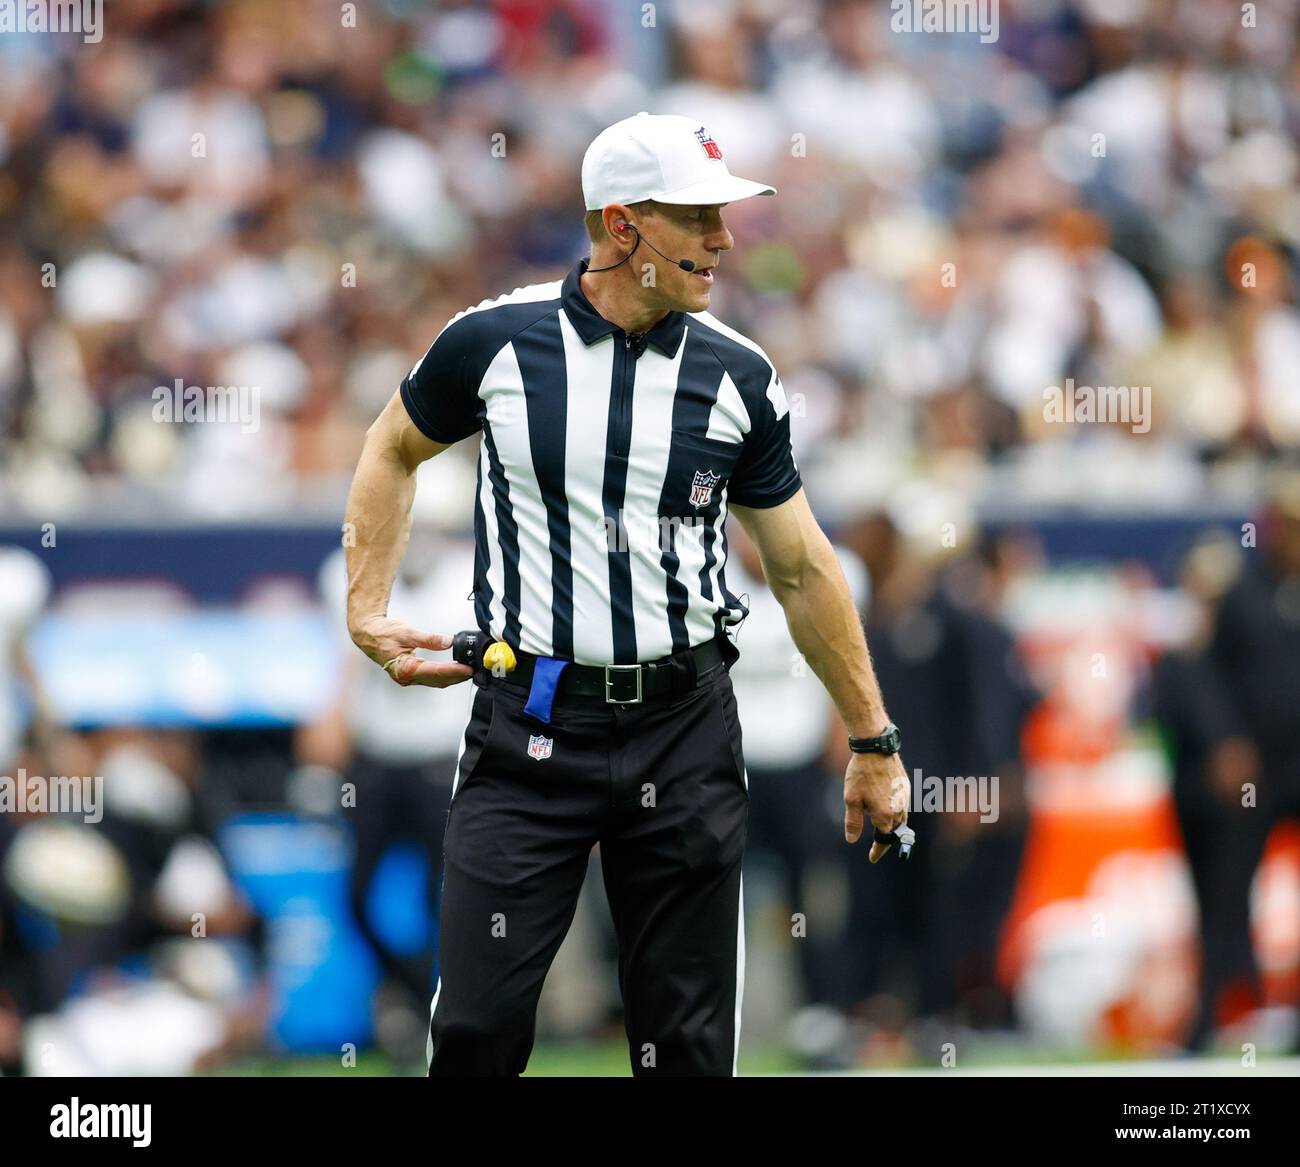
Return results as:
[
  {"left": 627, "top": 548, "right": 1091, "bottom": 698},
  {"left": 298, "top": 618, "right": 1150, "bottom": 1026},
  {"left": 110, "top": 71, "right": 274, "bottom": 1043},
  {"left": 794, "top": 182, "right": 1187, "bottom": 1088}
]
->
[
  {"left": 527, "top": 734, "right": 553, "bottom": 761},
  {"left": 695, "top": 126, "right": 723, "bottom": 160}
]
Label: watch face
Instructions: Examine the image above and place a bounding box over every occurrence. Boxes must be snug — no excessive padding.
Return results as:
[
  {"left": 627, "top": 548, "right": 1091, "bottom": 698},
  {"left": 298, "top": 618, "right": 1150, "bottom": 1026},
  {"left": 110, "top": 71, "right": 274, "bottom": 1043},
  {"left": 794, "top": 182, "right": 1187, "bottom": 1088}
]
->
[{"left": 884, "top": 725, "right": 902, "bottom": 753}]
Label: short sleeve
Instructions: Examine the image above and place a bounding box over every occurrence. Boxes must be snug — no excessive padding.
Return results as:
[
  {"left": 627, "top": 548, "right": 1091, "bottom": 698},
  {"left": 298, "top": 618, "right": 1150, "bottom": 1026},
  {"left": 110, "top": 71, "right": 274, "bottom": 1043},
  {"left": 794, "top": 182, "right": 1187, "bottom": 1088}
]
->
[
  {"left": 399, "top": 315, "right": 486, "bottom": 445},
  {"left": 729, "top": 370, "right": 802, "bottom": 508}
]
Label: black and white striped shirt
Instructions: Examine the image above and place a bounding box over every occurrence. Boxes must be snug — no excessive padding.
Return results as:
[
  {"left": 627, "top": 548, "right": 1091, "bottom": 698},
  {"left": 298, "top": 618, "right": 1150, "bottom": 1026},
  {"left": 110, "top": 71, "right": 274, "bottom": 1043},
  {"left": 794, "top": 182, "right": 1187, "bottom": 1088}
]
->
[{"left": 400, "top": 258, "right": 802, "bottom": 666}]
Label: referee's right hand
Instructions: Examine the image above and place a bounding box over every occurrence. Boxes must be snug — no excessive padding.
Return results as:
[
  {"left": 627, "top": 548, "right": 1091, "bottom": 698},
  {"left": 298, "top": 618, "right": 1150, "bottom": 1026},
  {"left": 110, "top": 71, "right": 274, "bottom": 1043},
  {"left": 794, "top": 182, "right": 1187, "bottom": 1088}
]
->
[{"left": 349, "top": 616, "right": 475, "bottom": 688}]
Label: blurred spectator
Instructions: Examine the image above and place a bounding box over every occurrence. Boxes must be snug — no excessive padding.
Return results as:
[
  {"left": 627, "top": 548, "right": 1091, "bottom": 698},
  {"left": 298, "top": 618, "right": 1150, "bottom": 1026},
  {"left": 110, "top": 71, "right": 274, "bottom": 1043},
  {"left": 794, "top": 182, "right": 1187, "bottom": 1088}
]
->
[
  {"left": 725, "top": 517, "right": 867, "bottom": 1063},
  {"left": 1157, "top": 473, "right": 1300, "bottom": 1050},
  {"left": 838, "top": 505, "right": 1034, "bottom": 1049},
  {"left": 1152, "top": 528, "right": 1259, "bottom": 1050},
  {"left": 0, "top": 544, "right": 52, "bottom": 1072}
]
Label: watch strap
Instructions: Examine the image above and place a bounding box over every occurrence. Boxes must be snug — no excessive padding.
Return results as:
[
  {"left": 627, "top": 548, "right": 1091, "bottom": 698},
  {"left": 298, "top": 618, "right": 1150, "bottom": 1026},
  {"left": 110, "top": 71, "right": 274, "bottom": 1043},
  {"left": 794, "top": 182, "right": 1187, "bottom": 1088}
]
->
[{"left": 848, "top": 723, "right": 901, "bottom": 754}]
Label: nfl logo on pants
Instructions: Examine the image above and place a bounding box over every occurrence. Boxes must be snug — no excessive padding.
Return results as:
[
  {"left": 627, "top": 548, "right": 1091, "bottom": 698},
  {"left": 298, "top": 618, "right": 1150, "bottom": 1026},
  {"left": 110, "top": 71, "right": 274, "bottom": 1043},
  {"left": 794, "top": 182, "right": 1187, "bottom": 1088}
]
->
[{"left": 527, "top": 733, "right": 553, "bottom": 761}]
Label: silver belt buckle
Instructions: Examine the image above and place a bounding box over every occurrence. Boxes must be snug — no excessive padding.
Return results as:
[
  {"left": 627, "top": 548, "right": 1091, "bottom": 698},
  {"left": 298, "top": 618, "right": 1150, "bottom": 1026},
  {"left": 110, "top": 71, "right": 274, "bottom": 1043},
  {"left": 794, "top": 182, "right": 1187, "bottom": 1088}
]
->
[{"left": 604, "top": 663, "right": 643, "bottom": 705}]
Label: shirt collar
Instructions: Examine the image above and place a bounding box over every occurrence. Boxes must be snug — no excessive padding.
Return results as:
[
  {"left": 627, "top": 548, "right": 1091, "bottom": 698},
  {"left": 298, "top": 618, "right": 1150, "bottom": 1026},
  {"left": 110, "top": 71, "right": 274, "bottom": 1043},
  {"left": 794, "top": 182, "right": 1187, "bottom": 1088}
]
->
[{"left": 561, "top": 258, "right": 686, "bottom": 359}]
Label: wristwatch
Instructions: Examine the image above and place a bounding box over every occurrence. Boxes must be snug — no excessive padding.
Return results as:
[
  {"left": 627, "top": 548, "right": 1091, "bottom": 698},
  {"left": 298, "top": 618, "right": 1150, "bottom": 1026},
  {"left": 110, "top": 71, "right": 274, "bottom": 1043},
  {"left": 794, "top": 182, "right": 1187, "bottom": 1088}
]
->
[{"left": 848, "top": 723, "right": 902, "bottom": 756}]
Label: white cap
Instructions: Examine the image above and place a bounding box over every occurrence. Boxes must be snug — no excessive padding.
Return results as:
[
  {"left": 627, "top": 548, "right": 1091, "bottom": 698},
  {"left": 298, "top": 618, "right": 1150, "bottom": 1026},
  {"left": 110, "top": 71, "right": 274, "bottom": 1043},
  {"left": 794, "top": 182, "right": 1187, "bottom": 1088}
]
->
[{"left": 581, "top": 112, "right": 776, "bottom": 211}]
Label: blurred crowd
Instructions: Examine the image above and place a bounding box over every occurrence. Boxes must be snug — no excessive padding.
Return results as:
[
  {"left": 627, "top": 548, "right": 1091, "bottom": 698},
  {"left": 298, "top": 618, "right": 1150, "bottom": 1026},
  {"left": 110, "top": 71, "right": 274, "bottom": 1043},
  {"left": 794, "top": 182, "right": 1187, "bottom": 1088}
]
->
[
  {"left": 2, "top": 0, "right": 1300, "bottom": 1073},
  {"left": 0, "top": 0, "right": 1297, "bottom": 523}
]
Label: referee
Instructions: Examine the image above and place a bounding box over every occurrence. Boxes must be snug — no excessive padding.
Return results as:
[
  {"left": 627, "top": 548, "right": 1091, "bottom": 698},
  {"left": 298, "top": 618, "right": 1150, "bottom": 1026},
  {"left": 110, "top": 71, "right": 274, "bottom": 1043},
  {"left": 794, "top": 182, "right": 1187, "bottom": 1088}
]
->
[{"left": 343, "top": 113, "right": 911, "bottom": 1077}]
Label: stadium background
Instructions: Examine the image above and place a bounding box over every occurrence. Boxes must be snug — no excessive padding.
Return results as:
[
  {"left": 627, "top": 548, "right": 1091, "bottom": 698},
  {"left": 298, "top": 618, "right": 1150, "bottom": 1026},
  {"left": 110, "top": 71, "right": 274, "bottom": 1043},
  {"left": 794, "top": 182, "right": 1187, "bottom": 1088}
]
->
[{"left": 1, "top": 0, "right": 1299, "bottom": 1075}]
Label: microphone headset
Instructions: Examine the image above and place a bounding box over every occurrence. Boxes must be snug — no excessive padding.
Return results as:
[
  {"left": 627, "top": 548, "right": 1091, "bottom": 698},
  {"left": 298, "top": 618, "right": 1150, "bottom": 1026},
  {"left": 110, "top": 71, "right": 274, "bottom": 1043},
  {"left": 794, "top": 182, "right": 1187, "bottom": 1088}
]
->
[{"left": 586, "top": 222, "right": 697, "bottom": 274}]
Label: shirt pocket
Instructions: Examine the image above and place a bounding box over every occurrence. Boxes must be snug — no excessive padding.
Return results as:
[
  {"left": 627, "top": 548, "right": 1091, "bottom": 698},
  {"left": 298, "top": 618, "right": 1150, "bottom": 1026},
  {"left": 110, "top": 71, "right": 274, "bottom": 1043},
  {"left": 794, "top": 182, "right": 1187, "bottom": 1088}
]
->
[{"left": 661, "top": 428, "right": 744, "bottom": 525}]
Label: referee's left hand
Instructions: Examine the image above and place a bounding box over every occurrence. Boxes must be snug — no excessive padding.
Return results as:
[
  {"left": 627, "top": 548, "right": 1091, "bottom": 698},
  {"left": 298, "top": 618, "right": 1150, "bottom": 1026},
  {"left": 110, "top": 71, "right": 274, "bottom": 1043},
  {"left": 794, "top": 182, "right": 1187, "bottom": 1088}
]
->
[
  {"left": 843, "top": 752, "right": 910, "bottom": 864},
  {"left": 350, "top": 616, "right": 475, "bottom": 688}
]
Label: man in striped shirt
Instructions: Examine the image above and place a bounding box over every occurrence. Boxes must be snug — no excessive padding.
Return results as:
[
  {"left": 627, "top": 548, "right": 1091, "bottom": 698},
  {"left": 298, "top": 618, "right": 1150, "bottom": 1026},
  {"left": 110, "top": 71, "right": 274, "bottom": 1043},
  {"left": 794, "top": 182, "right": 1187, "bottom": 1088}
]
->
[{"left": 344, "top": 113, "right": 911, "bottom": 1076}]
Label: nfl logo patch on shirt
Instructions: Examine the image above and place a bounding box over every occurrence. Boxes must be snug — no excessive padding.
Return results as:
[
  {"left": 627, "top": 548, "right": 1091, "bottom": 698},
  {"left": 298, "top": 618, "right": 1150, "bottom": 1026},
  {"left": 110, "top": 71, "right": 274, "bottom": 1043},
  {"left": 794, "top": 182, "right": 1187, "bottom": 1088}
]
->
[
  {"left": 689, "top": 468, "right": 721, "bottom": 509},
  {"left": 527, "top": 733, "right": 553, "bottom": 761}
]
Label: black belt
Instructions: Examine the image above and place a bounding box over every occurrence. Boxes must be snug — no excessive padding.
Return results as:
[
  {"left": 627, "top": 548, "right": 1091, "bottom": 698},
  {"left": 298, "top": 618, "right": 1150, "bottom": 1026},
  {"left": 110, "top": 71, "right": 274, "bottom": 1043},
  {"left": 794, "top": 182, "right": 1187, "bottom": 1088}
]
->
[{"left": 483, "top": 638, "right": 725, "bottom": 705}]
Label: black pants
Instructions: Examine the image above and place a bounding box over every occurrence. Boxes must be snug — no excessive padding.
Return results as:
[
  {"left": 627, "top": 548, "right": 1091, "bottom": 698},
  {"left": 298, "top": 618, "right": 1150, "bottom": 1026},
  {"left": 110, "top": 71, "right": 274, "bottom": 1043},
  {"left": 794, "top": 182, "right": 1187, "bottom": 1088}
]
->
[
  {"left": 426, "top": 664, "right": 749, "bottom": 1076},
  {"left": 1175, "top": 765, "right": 1300, "bottom": 1050}
]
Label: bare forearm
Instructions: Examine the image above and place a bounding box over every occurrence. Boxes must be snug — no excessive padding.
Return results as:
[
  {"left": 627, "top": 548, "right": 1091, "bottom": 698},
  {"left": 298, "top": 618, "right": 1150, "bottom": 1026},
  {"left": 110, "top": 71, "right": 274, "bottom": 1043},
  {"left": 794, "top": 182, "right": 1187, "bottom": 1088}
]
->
[
  {"left": 771, "top": 534, "right": 890, "bottom": 738},
  {"left": 338, "top": 394, "right": 466, "bottom": 687},
  {"left": 343, "top": 434, "right": 416, "bottom": 636}
]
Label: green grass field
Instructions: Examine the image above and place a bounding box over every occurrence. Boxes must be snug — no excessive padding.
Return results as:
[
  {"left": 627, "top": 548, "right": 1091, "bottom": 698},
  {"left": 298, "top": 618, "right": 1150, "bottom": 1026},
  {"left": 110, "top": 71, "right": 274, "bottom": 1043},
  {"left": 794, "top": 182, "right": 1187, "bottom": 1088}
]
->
[
  {"left": 209, "top": 1039, "right": 802, "bottom": 1076},
  {"left": 207, "top": 1042, "right": 1300, "bottom": 1077}
]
